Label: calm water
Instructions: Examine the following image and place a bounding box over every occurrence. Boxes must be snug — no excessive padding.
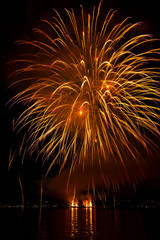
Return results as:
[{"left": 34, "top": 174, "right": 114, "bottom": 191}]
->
[{"left": 0, "top": 208, "right": 160, "bottom": 240}]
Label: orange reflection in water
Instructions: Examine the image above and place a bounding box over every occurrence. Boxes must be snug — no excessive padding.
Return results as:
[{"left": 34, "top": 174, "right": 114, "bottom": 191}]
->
[
  {"left": 71, "top": 207, "right": 78, "bottom": 238},
  {"left": 70, "top": 207, "right": 96, "bottom": 240}
]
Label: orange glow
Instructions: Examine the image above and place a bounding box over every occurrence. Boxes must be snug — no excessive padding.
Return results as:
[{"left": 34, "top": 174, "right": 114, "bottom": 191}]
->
[
  {"left": 71, "top": 200, "right": 78, "bottom": 207},
  {"left": 79, "top": 110, "right": 83, "bottom": 115},
  {"left": 10, "top": 1, "right": 160, "bottom": 195},
  {"left": 83, "top": 200, "right": 93, "bottom": 208}
]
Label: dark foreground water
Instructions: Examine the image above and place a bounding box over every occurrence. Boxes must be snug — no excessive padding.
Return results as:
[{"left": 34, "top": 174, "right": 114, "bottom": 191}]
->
[{"left": 0, "top": 208, "right": 160, "bottom": 240}]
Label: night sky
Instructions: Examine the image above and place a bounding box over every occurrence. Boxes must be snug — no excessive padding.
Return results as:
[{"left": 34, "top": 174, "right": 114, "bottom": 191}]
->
[{"left": 0, "top": 0, "right": 160, "bottom": 204}]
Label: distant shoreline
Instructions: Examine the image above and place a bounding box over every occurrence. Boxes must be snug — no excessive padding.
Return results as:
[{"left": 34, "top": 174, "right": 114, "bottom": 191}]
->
[{"left": 1, "top": 199, "right": 160, "bottom": 209}]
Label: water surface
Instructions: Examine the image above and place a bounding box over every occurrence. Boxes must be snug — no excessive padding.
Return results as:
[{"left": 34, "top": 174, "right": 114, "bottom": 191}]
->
[{"left": 1, "top": 208, "right": 159, "bottom": 239}]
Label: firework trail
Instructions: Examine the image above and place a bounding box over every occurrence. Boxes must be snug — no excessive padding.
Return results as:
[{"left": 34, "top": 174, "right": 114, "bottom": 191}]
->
[{"left": 9, "top": 2, "right": 160, "bottom": 189}]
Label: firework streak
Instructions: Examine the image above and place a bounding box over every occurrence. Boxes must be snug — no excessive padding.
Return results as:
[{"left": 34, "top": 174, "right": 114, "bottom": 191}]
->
[{"left": 9, "top": 2, "right": 160, "bottom": 188}]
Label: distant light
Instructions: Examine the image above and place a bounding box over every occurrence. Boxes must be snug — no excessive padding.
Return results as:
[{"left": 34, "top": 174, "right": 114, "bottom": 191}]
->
[
  {"left": 79, "top": 110, "right": 83, "bottom": 115},
  {"left": 83, "top": 200, "right": 93, "bottom": 208},
  {"left": 106, "top": 85, "right": 110, "bottom": 89},
  {"left": 71, "top": 200, "right": 78, "bottom": 207}
]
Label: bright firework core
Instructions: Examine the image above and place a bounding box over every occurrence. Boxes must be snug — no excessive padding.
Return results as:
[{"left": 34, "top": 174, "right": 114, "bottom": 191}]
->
[{"left": 79, "top": 110, "right": 83, "bottom": 116}]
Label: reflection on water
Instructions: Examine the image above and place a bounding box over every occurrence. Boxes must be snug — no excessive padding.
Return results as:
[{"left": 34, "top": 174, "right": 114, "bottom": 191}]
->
[
  {"left": 85, "top": 208, "right": 94, "bottom": 239},
  {"left": 40, "top": 208, "right": 97, "bottom": 240},
  {"left": 71, "top": 208, "right": 78, "bottom": 238},
  {"left": 70, "top": 207, "right": 95, "bottom": 239},
  {"left": 0, "top": 208, "right": 160, "bottom": 240}
]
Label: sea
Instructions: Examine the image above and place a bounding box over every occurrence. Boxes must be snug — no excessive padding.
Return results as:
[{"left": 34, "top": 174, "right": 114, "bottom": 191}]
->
[{"left": 0, "top": 207, "right": 160, "bottom": 240}]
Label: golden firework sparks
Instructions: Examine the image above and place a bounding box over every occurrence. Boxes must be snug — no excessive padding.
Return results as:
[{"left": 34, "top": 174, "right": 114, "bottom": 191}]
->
[{"left": 9, "top": 2, "right": 160, "bottom": 187}]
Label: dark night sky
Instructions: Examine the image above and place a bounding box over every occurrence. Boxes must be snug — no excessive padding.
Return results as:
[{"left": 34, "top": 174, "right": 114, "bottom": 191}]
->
[{"left": 0, "top": 0, "right": 160, "bottom": 203}]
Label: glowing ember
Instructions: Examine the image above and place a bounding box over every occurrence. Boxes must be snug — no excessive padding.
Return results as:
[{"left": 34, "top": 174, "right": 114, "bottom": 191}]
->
[
  {"left": 71, "top": 200, "right": 79, "bottom": 207},
  {"left": 79, "top": 110, "right": 83, "bottom": 116},
  {"left": 83, "top": 200, "right": 93, "bottom": 208}
]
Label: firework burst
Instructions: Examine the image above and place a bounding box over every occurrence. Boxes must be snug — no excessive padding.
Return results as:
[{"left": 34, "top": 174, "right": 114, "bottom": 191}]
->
[{"left": 9, "top": 2, "right": 160, "bottom": 188}]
